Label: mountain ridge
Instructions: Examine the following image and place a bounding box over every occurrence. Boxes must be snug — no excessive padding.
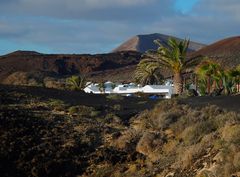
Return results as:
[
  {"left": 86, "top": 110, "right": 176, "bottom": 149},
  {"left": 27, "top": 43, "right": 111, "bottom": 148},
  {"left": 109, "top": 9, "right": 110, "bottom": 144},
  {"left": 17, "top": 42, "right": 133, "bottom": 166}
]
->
[
  {"left": 189, "top": 36, "right": 240, "bottom": 68},
  {"left": 113, "top": 33, "right": 206, "bottom": 53}
]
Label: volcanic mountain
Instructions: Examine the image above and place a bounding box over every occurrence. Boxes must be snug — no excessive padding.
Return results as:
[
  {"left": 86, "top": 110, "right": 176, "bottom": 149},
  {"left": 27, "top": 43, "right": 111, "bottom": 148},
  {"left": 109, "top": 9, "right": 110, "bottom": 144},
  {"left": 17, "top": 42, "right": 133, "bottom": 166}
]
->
[
  {"left": 113, "top": 33, "right": 206, "bottom": 53},
  {"left": 0, "top": 50, "right": 141, "bottom": 85},
  {"left": 190, "top": 36, "right": 240, "bottom": 68}
]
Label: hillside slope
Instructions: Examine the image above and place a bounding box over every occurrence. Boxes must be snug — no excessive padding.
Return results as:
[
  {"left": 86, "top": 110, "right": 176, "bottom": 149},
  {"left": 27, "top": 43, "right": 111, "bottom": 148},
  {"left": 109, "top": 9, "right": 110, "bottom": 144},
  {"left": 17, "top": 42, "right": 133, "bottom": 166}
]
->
[
  {"left": 113, "top": 33, "right": 205, "bottom": 53},
  {"left": 0, "top": 50, "right": 141, "bottom": 84},
  {"left": 1, "top": 85, "right": 240, "bottom": 177},
  {"left": 190, "top": 36, "right": 240, "bottom": 68}
]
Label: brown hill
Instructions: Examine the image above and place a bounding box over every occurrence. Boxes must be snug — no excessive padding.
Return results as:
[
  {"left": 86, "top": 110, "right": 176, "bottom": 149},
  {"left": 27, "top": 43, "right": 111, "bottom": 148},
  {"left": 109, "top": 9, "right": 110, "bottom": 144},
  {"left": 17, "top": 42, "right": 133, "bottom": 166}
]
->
[
  {"left": 113, "top": 33, "right": 205, "bottom": 53},
  {"left": 190, "top": 36, "right": 240, "bottom": 68},
  {"left": 0, "top": 50, "right": 141, "bottom": 85}
]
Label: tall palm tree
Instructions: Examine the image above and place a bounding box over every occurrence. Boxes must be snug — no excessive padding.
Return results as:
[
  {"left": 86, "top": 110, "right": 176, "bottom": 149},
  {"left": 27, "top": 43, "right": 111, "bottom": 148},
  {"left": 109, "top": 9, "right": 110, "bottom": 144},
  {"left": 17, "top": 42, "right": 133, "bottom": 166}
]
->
[
  {"left": 134, "top": 60, "right": 163, "bottom": 86},
  {"left": 223, "top": 67, "right": 240, "bottom": 94},
  {"left": 236, "top": 65, "right": 240, "bottom": 92},
  {"left": 141, "top": 38, "right": 200, "bottom": 94},
  {"left": 195, "top": 59, "right": 222, "bottom": 94},
  {"left": 67, "top": 75, "right": 88, "bottom": 91}
]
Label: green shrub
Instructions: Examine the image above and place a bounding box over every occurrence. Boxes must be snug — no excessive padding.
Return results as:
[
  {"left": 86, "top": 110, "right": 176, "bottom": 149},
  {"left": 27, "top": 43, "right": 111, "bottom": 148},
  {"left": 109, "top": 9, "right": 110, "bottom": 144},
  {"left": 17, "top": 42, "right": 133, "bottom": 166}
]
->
[
  {"left": 90, "top": 110, "right": 101, "bottom": 117},
  {"left": 68, "top": 106, "right": 79, "bottom": 114},
  {"left": 106, "top": 94, "right": 124, "bottom": 101},
  {"left": 47, "top": 99, "right": 65, "bottom": 111},
  {"left": 113, "top": 104, "right": 121, "bottom": 111}
]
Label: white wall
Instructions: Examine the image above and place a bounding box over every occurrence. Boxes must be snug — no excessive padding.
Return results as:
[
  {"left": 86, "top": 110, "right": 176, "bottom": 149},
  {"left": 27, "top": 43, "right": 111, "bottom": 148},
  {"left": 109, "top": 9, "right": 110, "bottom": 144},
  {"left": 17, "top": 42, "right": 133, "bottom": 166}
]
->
[{"left": 84, "top": 83, "right": 173, "bottom": 98}]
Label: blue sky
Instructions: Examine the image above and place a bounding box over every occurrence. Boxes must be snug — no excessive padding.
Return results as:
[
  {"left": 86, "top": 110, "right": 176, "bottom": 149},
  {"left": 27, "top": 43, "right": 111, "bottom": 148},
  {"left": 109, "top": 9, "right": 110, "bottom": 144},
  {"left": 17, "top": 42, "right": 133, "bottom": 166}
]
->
[
  {"left": 174, "top": 0, "right": 199, "bottom": 13},
  {"left": 0, "top": 0, "right": 239, "bottom": 55}
]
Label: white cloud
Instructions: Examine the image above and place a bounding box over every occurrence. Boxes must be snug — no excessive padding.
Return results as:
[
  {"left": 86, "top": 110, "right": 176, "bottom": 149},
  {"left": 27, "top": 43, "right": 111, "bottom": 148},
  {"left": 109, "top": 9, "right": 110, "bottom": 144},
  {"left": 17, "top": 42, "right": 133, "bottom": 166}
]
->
[
  {"left": 0, "top": 0, "right": 164, "bottom": 21},
  {"left": 0, "top": 0, "right": 240, "bottom": 54}
]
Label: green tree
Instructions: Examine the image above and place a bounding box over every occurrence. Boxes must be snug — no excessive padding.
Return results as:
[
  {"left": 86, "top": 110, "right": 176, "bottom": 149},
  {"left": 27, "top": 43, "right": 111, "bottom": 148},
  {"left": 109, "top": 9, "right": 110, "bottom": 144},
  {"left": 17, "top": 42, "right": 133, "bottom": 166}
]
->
[
  {"left": 67, "top": 75, "right": 88, "bottom": 91},
  {"left": 141, "top": 38, "right": 200, "bottom": 94},
  {"left": 229, "top": 66, "right": 240, "bottom": 93},
  {"left": 220, "top": 68, "right": 240, "bottom": 95},
  {"left": 195, "top": 59, "right": 222, "bottom": 95},
  {"left": 134, "top": 60, "right": 163, "bottom": 86}
]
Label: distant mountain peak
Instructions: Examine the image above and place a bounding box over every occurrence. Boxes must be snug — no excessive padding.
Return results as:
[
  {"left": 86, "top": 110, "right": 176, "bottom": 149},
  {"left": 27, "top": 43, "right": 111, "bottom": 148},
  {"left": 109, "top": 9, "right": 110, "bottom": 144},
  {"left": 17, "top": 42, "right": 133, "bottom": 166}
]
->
[
  {"left": 3, "top": 50, "right": 42, "bottom": 57},
  {"left": 113, "top": 33, "right": 206, "bottom": 53}
]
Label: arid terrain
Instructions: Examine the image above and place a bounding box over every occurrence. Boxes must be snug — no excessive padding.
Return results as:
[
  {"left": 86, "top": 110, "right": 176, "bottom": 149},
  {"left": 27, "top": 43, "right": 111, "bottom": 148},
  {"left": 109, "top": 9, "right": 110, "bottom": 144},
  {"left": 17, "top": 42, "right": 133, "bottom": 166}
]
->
[
  {"left": 0, "top": 50, "right": 141, "bottom": 84},
  {"left": 0, "top": 35, "right": 240, "bottom": 87},
  {"left": 1, "top": 34, "right": 240, "bottom": 177},
  {"left": 1, "top": 84, "right": 240, "bottom": 177},
  {"left": 190, "top": 36, "right": 240, "bottom": 68}
]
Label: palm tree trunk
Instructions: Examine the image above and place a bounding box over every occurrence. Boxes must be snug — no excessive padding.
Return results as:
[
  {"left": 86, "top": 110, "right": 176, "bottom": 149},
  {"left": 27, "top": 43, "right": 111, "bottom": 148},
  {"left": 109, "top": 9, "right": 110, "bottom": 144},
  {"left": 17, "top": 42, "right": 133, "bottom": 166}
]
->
[
  {"left": 207, "top": 76, "right": 211, "bottom": 95},
  {"left": 173, "top": 72, "right": 183, "bottom": 95},
  {"left": 183, "top": 76, "right": 186, "bottom": 92},
  {"left": 195, "top": 75, "right": 198, "bottom": 91}
]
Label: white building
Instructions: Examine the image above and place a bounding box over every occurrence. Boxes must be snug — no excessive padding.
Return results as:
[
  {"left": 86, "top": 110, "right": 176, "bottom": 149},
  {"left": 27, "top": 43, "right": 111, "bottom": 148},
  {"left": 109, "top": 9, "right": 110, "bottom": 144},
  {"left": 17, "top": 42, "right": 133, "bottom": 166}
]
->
[
  {"left": 113, "top": 84, "right": 142, "bottom": 94},
  {"left": 84, "top": 84, "right": 102, "bottom": 94},
  {"left": 142, "top": 85, "right": 173, "bottom": 99},
  {"left": 84, "top": 82, "right": 173, "bottom": 99}
]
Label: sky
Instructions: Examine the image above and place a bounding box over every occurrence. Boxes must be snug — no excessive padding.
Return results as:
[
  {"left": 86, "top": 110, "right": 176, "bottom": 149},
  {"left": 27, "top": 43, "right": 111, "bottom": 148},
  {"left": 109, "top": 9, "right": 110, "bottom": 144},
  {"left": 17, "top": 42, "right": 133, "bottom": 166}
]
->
[{"left": 0, "top": 0, "right": 239, "bottom": 55}]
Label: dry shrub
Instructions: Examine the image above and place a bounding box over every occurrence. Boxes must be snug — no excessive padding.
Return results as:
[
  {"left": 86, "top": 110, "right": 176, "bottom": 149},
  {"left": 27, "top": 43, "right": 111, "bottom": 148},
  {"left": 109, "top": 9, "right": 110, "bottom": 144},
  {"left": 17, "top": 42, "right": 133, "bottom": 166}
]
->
[
  {"left": 44, "top": 77, "right": 66, "bottom": 89},
  {"left": 114, "top": 129, "right": 140, "bottom": 150},
  {"left": 126, "top": 164, "right": 138, "bottom": 174},
  {"left": 201, "top": 105, "right": 223, "bottom": 118},
  {"left": 211, "top": 111, "right": 240, "bottom": 130},
  {"left": 136, "top": 132, "right": 166, "bottom": 161},
  {"left": 130, "top": 110, "right": 151, "bottom": 131},
  {"left": 93, "top": 165, "right": 116, "bottom": 177},
  {"left": 3, "top": 71, "right": 46, "bottom": 86},
  {"left": 200, "top": 132, "right": 217, "bottom": 148},
  {"left": 221, "top": 125, "right": 240, "bottom": 145},
  {"left": 68, "top": 105, "right": 95, "bottom": 116},
  {"left": 177, "top": 143, "right": 205, "bottom": 169},
  {"left": 223, "top": 162, "right": 236, "bottom": 177},
  {"left": 162, "top": 139, "right": 178, "bottom": 154},
  {"left": 196, "top": 170, "right": 216, "bottom": 177},
  {"left": 105, "top": 113, "right": 122, "bottom": 124},
  {"left": 150, "top": 111, "right": 182, "bottom": 131},
  {"left": 181, "top": 120, "right": 216, "bottom": 145},
  {"left": 233, "top": 152, "right": 240, "bottom": 170}
]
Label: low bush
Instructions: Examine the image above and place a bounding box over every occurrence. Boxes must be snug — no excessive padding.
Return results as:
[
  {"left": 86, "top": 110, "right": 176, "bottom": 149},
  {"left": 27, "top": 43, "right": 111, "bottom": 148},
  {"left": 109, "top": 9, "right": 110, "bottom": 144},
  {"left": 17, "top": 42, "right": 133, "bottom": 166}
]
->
[
  {"left": 221, "top": 125, "right": 240, "bottom": 145},
  {"left": 181, "top": 120, "right": 216, "bottom": 145},
  {"left": 47, "top": 99, "right": 66, "bottom": 111},
  {"left": 68, "top": 105, "right": 95, "bottom": 116},
  {"left": 106, "top": 94, "right": 124, "bottom": 101},
  {"left": 105, "top": 113, "right": 122, "bottom": 124},
  {"left": 113, "top": 104, "right": 121, "bottom": 111}
]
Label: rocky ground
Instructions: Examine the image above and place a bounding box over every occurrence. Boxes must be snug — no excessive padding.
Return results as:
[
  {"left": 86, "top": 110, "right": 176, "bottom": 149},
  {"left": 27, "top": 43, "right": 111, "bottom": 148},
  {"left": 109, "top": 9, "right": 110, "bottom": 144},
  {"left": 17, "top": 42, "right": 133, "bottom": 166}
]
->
[{"left": 0, "top": 85, "right": 240, "bottom": 177}]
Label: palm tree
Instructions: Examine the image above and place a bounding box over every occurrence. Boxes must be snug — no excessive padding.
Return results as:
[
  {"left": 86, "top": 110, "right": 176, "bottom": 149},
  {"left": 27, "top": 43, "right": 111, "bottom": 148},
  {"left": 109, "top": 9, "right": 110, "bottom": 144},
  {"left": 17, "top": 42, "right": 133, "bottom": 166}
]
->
[
  {"left": 236, "top": 65, "right": 240, "bottom": 92},
  {"left": 134, "top": 60, "right": 163, "bottom": 86},
  {"left": 67, "top": 75, "right": 88, "bottom": 91},
  {"left": 195, "top": 59, "right": 222, "bottom": 94},
  {"left": 141, "top": 38, "right": 200, "bottom": 94},
  {"left": 222, "top": 68, "right": 240, "bottom": 94}
]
